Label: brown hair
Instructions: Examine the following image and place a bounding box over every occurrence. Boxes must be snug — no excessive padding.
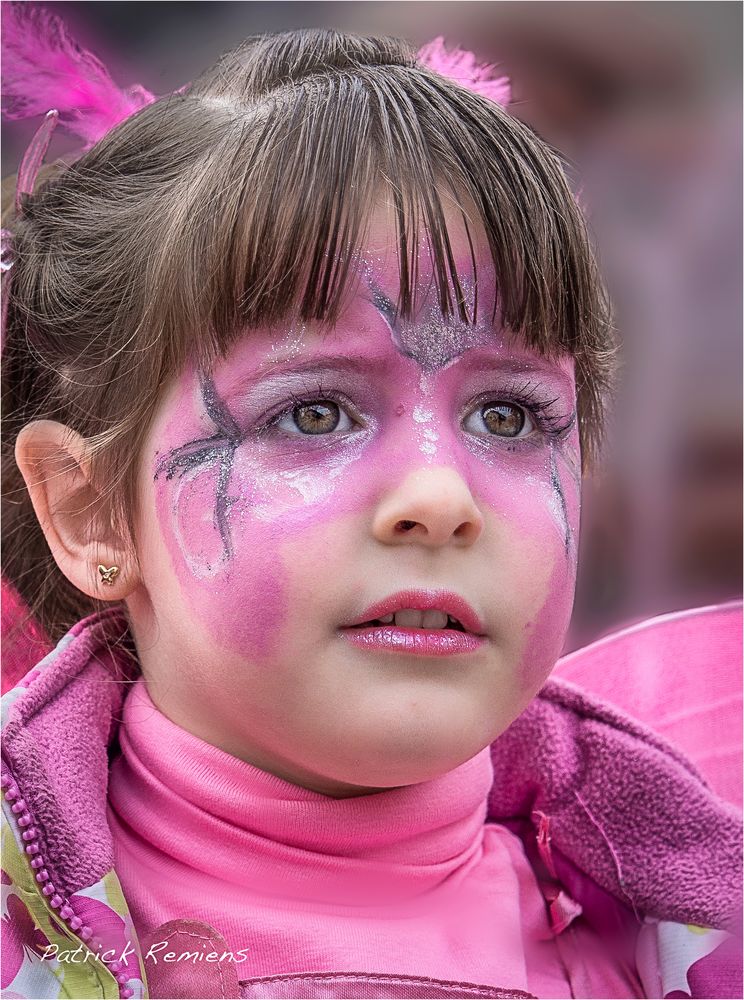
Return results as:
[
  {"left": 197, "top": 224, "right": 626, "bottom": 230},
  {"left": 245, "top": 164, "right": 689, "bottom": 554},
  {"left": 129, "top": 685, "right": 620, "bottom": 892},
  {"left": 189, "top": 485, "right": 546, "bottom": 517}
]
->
[{"left": 2, "top": 29, "right": 614, "bottom": 642}]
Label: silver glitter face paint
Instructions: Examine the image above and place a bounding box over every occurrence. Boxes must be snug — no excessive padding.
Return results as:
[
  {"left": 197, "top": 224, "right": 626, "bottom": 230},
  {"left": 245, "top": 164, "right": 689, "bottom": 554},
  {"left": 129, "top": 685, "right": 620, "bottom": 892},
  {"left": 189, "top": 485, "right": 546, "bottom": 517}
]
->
[
  {"left": 264, "top": 321, "right": 307, "bottom": 366},
  {"left": 412, "top": 405, "right": 434, "bottom": 423},
  {"left": 241, "top": 430, "right": 374, "bottom": 520},
  {"left": 420, "top": 429, "right": 438, "bottom": 457},
  {"left": 409, "top": 405, "right": 437, "bottom": 457},
  {"left": 155, "top": 370, "right": 242, "bottom": 561},
  {"left": 548, "top": 443, "right": 572, "bottom": 555},
  {"left": 368, "top": 281, "right": 497, "bottom": 374}
]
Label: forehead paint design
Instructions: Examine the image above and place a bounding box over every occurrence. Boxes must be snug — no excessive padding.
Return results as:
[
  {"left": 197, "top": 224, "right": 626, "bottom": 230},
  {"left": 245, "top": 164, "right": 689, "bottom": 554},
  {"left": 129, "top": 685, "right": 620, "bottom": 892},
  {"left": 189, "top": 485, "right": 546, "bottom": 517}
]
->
[
  {"left": 367, "top": 264, "right": 494, "bottom": 461},
  {"left": 369, "top": 282, "right": 497, "bottom": 374},
  {"left": 155, "top": 370, "right": 242, "bottom": 561}
]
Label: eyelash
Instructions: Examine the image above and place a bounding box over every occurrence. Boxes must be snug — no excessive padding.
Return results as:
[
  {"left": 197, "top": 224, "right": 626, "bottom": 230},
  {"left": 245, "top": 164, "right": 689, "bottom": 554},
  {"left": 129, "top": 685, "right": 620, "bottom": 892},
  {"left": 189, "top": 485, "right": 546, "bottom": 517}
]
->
[
  {"left": 464, "top": 380, "right": 576, "bottom": 439},
  {"left": 256, "top": 378, "right": 574, "bottom": 442}
]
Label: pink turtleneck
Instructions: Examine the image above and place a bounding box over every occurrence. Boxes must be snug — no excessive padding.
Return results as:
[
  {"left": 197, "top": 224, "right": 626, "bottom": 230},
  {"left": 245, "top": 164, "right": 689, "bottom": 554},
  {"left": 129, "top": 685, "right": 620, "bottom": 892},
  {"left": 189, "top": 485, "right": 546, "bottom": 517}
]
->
[{"left": 107, "top": 679, "right": 641, "bottom": 997}]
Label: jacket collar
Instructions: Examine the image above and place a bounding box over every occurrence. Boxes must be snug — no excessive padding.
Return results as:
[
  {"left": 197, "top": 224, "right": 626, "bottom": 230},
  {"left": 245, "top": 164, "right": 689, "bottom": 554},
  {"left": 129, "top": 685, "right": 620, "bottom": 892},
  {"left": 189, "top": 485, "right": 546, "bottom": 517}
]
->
[{"left": 2, "top": 609, "right": 741, "bottom": 932}]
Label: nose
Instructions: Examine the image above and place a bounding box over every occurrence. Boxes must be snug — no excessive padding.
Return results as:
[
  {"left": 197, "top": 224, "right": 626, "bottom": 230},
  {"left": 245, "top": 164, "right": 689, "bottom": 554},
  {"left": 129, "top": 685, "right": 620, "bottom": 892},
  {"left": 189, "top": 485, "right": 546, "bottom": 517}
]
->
[{"left": 372, "top": 466, "right": 484, "bottom": 548}]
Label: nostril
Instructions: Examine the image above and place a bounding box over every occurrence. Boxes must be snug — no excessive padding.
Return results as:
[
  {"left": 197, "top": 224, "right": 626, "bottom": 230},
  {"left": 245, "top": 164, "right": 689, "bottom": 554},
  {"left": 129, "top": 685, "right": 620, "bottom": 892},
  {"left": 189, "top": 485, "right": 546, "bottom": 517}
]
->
[{"left": 396, "top": 520, "right": 418, "bottom": 532}]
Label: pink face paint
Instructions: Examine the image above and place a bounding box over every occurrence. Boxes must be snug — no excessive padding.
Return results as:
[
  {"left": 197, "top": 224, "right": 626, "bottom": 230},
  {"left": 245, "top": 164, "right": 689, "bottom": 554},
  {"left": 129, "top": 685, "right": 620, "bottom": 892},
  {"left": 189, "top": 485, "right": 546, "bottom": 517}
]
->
[
  {"left": 519, "top": 556, "right": 576, "bottom": 696},
  {"left": 151, "top": 240, "right": 580, "bottom": 701}
]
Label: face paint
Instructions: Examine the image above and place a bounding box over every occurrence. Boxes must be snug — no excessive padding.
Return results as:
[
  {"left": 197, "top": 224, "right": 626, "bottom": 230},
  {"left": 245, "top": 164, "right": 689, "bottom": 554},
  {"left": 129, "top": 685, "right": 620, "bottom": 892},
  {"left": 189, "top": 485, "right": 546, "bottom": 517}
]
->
[
  {"left": 137, "top": 207, "right": 582, "bottom": 796},
  {"left": 156, "top": 371, "right": 242, "bottom": 563},
  {"left": 154, "top": 307, "right": 578, "bottom": 670},
  {"left": 369, "top": 279, "right": 496, "bottom": 374},
  {"left": 153, "top": 365, "right": 288, "bottom": 658}
]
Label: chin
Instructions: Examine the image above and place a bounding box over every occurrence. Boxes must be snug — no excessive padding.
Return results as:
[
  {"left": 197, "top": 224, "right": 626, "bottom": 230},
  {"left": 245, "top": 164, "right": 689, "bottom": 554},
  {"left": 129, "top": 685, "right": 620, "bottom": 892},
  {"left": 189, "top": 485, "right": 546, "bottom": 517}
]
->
[{"left": 324, "top": 715, "right": 499, "bottom": 789}]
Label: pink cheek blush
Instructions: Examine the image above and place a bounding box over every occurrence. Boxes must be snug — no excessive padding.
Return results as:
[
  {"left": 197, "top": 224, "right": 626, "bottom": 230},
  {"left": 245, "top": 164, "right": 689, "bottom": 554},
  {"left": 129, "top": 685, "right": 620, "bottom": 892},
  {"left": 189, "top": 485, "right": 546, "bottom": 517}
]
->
[
  {"left": 154, "top": 458, "right": 288, "bottom": 660},
  {"left": 515, "top": 467, "right": 580, "bottom": 695}
]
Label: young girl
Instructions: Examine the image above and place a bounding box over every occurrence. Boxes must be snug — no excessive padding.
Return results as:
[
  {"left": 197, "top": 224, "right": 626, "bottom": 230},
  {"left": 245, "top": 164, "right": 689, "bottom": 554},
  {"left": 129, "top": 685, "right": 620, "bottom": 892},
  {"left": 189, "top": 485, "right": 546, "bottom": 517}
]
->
[{"left": 1, "top": 11, "right": 741, "bottom": 1000}]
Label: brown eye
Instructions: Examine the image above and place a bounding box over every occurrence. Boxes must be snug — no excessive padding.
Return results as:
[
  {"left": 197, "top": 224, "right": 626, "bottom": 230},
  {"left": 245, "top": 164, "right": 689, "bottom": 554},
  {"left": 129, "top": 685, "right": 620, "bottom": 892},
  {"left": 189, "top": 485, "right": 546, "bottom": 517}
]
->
[
  {"left": 481, "top": 402, "right": 526, "bottom": 437},
  {"left": 463, "top": 401, "right": 532, "bottom": 438},
  {"left": 292, "top": 400, "right": 341, "bottom": 434}
]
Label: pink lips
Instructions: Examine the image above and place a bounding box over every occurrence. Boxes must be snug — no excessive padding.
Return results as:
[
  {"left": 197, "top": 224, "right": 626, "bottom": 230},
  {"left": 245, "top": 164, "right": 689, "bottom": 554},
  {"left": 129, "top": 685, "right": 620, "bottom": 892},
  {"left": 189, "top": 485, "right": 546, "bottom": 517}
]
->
[{"left": 339, "top": 589, "right": 486, "bottom": 657}]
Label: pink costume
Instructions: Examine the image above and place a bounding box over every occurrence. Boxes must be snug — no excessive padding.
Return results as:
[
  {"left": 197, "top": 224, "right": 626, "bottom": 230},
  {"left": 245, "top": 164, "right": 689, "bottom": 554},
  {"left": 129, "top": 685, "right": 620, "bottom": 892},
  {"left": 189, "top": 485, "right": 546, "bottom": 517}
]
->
[
  {"left": 1, "top": 10, "right": 741, "bottom": 998},
  {"left": 1, "top": 607, "right": 740, "bottom": 998},
  {"left": 107, "top": 678, "right": 641, "bottom": 998}
]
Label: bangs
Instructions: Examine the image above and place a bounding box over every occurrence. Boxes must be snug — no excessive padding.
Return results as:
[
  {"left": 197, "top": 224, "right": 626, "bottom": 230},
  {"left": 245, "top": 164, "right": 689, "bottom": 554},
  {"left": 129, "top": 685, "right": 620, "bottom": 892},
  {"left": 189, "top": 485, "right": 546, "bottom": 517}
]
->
[
  {"left": 148, "top": 64, "right": 607, "bottom": 377},
  {"left": 2, "top": 28, "right": 614, "bottom": 639}
]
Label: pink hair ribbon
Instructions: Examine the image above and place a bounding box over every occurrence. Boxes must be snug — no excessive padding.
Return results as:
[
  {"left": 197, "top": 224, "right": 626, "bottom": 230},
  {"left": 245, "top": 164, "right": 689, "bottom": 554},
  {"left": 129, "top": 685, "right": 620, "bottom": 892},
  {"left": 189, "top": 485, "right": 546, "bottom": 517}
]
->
[
  {"left": 417, "top": 36, "right": 511, "bottom": 107},
  {"left": 1, "top": 1, "right": 156, "bottom": 347},
  {"left": 1, "top": 0, "right": 155, "bottom": 148}
]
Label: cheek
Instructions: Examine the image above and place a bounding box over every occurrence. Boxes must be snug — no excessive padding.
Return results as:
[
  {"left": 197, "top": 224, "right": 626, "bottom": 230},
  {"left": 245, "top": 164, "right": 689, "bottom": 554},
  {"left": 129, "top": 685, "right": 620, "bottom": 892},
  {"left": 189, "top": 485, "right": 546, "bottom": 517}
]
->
[
  {"left": 153, "top": 426, "right": 384, "bottom": 659},
  {"left": 468, "top": 443, "right": 580, "bottom": 694},
  {"left": 154, "top": 463, "right": 288, "bottom": 659},
  {"left": 518, "top": 554, "right": 576, "bottom": 695}
]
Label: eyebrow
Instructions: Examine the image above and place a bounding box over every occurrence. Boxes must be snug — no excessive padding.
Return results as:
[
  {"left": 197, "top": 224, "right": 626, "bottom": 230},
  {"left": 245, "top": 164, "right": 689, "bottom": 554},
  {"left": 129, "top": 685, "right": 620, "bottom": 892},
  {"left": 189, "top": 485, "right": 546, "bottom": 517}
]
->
[
  {"left": 459, "top": 353, "right": 575, "bottom": 389},
  {"left": 257, "top": 354, "right": 394, "bottom": 379},
  {"left": 254, "top": 350, "right": 574, "bottom": 396}
]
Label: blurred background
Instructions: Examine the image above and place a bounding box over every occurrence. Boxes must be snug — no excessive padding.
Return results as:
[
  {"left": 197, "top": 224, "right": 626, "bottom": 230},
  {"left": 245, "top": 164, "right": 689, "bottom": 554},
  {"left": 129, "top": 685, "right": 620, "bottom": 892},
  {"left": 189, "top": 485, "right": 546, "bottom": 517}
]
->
[{"left": 2, "top": 1, "right": 741, "bottom": 651}]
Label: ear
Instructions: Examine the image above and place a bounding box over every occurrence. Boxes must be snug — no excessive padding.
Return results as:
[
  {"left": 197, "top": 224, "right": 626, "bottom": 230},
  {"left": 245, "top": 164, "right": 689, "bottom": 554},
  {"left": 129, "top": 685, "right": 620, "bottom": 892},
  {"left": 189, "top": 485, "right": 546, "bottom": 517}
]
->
[{"left": 15, "top": 420, "right": 140, "bottom": 601}]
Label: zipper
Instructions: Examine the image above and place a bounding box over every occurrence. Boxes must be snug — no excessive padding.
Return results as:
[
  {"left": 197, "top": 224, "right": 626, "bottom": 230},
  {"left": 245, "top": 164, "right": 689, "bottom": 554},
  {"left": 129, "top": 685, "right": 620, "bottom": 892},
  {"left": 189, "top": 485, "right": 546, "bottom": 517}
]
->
[{"left": 1, "top": 764, "right": 137, "bottom": 998}]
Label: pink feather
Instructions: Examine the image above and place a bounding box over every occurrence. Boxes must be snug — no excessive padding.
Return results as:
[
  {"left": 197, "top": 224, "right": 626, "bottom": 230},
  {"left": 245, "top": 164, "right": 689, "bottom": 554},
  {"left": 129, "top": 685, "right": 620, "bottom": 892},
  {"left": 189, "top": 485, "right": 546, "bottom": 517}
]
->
[
  {"left": 417, "top": 36, "right": 511, "bottom": 108},
  {"left": 1, "top": 1, "right": 155, "bottom": 147}
]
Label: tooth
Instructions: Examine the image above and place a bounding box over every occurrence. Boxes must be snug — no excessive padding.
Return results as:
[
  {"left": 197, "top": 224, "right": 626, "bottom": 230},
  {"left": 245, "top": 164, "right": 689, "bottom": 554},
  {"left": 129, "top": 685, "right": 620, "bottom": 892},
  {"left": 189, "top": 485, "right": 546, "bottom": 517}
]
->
[
  {"left": 422, "top": 610, "right": 448, "bottom": 629},
  {"left": 394, "top": 609, "right": 424, "bottom": 628},
  {"left": 378, "top": 614, "right": 394, "bottom": 624}
]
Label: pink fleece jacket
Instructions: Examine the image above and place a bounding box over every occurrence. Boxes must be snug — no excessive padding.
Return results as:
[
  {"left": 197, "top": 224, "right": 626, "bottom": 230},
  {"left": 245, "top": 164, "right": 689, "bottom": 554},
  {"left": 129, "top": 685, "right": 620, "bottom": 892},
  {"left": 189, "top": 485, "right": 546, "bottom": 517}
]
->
[
  {"left": 107, "top": 679, "right": 641, "bottom": 998},
  {"left": 1, "top": 605, "right": 741, "bottom": 999}
]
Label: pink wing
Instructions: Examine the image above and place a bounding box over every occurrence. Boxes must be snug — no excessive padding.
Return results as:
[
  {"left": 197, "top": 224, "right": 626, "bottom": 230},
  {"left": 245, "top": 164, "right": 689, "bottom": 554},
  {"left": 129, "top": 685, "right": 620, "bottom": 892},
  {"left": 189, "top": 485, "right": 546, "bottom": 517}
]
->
[
  {"left": 1, "top": 577, "right": 52, "bottom": 695},
  {"left": 555, "top": 602, "right": 743, "bottom": 807}
]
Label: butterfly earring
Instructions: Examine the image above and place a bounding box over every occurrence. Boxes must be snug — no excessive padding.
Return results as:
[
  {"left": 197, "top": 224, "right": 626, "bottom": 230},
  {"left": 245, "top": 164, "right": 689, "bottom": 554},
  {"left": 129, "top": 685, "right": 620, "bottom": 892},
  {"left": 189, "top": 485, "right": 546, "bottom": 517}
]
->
[{"left": 97, "top": 564, "right": 120, "bottom": 587}]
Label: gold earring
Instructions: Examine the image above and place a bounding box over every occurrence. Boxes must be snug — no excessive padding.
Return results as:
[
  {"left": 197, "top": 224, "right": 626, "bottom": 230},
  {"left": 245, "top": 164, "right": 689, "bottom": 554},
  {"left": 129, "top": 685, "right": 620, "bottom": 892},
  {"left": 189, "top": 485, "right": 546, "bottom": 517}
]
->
[{"left": 97, "top": 564, "right": 120, "bottom": 587}]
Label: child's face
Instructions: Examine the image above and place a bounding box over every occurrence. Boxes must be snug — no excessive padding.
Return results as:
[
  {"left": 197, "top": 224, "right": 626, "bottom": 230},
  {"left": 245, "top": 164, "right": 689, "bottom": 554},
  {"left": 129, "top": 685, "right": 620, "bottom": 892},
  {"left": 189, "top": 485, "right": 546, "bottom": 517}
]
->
[{"left": 130, "top": 203, "right": 581, "bottom": 796}]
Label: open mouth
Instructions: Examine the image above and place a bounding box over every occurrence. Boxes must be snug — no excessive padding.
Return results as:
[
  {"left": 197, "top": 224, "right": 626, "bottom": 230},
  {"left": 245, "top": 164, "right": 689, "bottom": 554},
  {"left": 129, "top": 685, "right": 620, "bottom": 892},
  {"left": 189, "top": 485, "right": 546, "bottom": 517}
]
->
[
  {"left": 352, "top": 611, "right": 469, "bottom": 632},
  {"left": 339, "top": 592, "right": 485, "bottom": 657}
]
